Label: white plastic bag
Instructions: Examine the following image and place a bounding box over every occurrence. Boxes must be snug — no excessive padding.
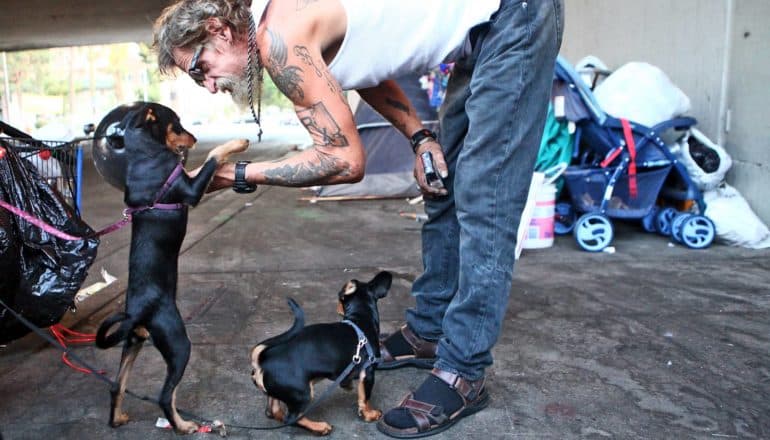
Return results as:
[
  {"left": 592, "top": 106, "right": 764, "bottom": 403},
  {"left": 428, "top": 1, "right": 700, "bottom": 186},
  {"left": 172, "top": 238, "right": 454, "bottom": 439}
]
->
[
  {"left": 677, "top": 128, "right": 732, "bottom": 191},
  {"left": 704, "top": 183, "right": 770, "bottom": 249},
  {"left": 594, "top": 62, "right": 691, "bottom": 128}
]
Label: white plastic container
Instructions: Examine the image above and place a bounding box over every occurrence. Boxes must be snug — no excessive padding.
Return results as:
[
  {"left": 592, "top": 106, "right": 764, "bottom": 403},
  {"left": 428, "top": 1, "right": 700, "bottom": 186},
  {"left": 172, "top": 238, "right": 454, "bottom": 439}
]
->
[
  {"left": 522, "top": 164, "right": 566, "bottom": 250},
  {"left": 522, "top": 182, "right": 557, "bottom": 249}
]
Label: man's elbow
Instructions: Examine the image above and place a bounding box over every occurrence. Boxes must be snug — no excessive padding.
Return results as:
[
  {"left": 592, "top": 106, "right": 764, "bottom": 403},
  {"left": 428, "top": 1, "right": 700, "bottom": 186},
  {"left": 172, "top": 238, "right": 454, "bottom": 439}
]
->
[{"left": 341, "top": 162, "right": 365, "bottom": 183}]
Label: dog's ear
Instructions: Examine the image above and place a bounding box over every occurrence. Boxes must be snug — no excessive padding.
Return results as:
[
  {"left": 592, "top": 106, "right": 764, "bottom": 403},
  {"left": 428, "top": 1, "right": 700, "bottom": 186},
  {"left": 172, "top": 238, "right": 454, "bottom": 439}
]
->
[
  {"left": 368, "top": 271, "right": 392, "bottom": 299},
  {"left": 120, "top": 108, "right": 146, "bottom": 130},
  {"left": 342, "top": 281, "right": 357, "bottom": 296}
]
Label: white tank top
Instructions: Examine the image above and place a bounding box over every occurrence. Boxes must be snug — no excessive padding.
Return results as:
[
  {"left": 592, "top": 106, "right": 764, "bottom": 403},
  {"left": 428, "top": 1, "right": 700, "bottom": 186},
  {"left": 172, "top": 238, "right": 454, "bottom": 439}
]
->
[{"left": 327, "top": 0, "right": 501, "bottom": 90}]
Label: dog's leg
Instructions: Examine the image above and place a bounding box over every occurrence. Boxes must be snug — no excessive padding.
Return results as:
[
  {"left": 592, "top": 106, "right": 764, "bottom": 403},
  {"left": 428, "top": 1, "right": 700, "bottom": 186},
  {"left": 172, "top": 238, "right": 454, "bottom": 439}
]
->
[
  {"left": 109, "top": 327, "right": 148, "bottom": 427},
  {"left": 151, "top": 317, "right": 199, "bottom": 435},
  {"left": 265, "top": 396, "right": 287, "bottom": 421},
  {"left": 357, "top": 369, "right": 381, "bottom": 422},
  {"left": 282, "top": 385, "right": 332, "bottom": 435},
  {"left": 294, "top": 416, "right": 333, "bottom": 436}
]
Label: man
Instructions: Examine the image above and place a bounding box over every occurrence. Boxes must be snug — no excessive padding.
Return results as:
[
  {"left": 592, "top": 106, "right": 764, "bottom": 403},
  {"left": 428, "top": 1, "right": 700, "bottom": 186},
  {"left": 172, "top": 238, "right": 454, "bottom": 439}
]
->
[{"left": 154, "top": 0, "right": 562, "bottom": 437}]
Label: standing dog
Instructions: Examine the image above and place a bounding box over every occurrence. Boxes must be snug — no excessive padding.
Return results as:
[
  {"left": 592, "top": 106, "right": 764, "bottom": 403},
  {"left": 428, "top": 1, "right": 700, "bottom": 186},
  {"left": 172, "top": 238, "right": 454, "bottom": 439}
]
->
[
  {"left": 250, "top": 271, "right": 392, "bottom": 435},
  {"left": 95, "top": 103, "right": 248, "bottom": 434}
]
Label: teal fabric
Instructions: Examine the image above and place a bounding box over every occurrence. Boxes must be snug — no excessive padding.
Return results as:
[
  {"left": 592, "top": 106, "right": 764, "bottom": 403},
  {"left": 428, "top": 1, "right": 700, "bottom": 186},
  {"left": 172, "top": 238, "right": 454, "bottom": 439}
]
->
[{"left": 535, "top": 103, "right": 573, "bottom": 194}]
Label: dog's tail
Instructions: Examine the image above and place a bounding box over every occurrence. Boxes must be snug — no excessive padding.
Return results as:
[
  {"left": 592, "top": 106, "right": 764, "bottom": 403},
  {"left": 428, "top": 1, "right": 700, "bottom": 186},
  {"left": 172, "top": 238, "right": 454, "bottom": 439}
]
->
[
  {"left": 95, "top": 312, "right": 135, "bottom": 349},
  {"left": 257, "top": 298, "right": 304, "bottom": 347}
]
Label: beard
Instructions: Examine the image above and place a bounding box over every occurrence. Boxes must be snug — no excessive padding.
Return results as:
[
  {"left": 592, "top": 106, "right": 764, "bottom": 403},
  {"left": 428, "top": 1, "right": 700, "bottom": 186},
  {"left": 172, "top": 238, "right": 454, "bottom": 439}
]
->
[
  {"left": 216, "top": 60, "right": 260, "bottom": 110},
  {"left": 216, "top": 75, "right": 250, "bottom": 110}
]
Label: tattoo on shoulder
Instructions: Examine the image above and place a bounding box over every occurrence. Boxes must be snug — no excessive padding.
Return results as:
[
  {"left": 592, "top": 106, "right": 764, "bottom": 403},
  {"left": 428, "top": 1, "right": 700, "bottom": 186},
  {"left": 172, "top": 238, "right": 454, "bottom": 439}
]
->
[
  {"left": 296, "top": 0, "right": 318, "bottom": 11},
  {"left": 263, "top": 151, "right": 351, "bottom": 186},
  {"left": 297, "top": 102, "right": 349, "bottom": 147},
  {"left": 266, "top": 29, "right": 304, "bottom": 101}
]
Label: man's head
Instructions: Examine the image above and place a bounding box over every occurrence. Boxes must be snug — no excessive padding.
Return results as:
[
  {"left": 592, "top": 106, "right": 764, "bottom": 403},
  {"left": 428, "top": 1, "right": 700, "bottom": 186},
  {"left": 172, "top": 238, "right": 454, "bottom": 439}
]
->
[{"left": 153, "top": 0, "right": 265, "bottom": 107}]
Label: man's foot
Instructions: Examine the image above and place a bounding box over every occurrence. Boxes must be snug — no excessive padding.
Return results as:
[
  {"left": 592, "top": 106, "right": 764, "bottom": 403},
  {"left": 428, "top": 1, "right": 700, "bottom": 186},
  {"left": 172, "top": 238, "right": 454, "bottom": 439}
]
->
[
  {"left": 378, "top": 325, "right": 438, "bottom": 370},
  {"left": 377, "top": 368, "right": 489, "bottom": 438}
]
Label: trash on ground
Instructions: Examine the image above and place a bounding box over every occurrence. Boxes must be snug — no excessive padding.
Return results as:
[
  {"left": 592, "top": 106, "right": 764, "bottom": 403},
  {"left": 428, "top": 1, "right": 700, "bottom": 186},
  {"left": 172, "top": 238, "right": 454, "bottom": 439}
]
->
[{"left": 75, "top": 268, "right": 117, "bottom": 303}]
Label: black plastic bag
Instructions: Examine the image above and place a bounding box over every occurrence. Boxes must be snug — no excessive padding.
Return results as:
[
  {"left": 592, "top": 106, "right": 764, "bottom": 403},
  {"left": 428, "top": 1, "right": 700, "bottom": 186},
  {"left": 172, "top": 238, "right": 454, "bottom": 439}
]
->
[
  {"left": 0, "top": 142, "right": 99, "bottom": 343},
  {"left": 687, "top": 135, "right": 721, "bottom": 173}
]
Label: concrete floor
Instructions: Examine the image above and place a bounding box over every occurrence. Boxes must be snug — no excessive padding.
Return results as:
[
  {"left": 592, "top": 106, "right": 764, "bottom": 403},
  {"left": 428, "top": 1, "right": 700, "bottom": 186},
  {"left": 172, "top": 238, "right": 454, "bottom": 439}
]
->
[{"left": 1, "top": 143, "right": 769, "bottom": 439}]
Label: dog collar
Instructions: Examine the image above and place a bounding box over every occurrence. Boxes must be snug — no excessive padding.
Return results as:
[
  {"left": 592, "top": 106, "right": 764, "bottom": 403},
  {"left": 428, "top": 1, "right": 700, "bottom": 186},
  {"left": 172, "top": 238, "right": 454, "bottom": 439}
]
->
[{"left": 342, "top": 320, "right": 378, "bottom": 366}]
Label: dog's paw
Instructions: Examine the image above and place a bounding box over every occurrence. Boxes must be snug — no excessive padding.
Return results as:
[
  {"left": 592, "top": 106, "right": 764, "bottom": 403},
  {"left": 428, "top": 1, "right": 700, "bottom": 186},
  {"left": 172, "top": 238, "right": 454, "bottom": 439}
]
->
[
  {"left": 110, "top": 412, "right": 130, "bottom": 427},
  {"left": 207, "top": 139, "right": 249, "bottom": 163},
  {"left": 313, "top": 422, "right": 333, "bottom": 436},
  {"left": 358, "top": 407, "right": 382, "bottom": 422},
  {"left": 174, "top": 420, "right": 200, "bottom": 435}
]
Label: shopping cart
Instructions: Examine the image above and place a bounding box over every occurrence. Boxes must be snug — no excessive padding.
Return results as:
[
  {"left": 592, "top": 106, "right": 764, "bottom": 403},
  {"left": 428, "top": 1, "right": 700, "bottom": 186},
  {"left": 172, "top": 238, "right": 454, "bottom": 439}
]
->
[{"left": 0, "top": 120, "right": 88, "bottom": 214}]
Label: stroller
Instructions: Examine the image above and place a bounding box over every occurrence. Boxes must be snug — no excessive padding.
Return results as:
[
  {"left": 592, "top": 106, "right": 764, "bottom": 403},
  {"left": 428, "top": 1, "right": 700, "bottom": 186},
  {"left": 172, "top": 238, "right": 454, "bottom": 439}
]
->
[{"left": 551, "top": 57, "right": 715, "bottom": 252}]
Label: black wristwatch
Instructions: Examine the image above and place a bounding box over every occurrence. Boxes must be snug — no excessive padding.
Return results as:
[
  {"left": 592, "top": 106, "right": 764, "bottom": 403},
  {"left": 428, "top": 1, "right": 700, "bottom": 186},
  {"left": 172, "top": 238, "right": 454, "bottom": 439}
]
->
[
  {"left": 233, "top": 160, "right": 257, "bottom": 193},
  {"left": 410, "top": 129, "right": 438, "bottom": 153}
]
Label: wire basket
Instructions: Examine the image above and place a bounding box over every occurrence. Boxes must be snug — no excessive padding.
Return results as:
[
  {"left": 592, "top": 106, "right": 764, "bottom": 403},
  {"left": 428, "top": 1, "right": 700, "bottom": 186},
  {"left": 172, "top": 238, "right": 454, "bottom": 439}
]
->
[
  {"left": 0, "top": 137, "right": 83, "bottom": 213},
  {"left": 563, "top": 165, "right": 671, "bottom": 219}
]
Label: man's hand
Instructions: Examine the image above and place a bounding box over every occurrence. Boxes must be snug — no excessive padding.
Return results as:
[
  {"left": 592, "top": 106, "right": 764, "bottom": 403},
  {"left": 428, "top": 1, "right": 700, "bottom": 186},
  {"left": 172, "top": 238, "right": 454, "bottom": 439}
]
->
[
  {"left": 205, "top": 139, "right": 249, "bottom": 163},
  {"left": 414, "top": 141, "right": 449, "bottom": 197}
]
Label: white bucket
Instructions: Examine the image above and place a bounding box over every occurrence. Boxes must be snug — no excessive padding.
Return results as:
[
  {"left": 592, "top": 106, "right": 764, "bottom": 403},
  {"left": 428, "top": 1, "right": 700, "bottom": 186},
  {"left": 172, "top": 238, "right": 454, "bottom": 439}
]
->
[{"left": 522, "top": 164, "right": 565, "bottom": 249}]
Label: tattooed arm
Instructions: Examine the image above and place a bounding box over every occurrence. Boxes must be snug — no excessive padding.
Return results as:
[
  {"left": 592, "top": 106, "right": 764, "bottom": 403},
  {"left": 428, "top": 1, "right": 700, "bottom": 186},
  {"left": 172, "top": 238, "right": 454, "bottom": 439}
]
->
[
  {"left": 358, "top": 80, "right": 449, "bottom": 196},
  {"left": 208, "top": 8, "right": 364, "bottom": 190},
  {"left": 357, "top": 80, "right": 425, "bottom": 138}
]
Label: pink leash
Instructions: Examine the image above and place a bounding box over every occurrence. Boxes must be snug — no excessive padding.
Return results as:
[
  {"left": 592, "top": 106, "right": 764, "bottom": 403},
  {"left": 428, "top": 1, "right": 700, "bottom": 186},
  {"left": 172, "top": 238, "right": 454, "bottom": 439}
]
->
[{"left": 0, "top": 163, "right": 186, "bottom": 241}]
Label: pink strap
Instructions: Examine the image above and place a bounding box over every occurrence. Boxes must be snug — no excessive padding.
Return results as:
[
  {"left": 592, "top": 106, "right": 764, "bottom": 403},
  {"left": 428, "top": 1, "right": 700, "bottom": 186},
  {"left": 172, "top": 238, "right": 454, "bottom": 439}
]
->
[
  {"left": 0, "top": 199, "right": 82, "bottom": 241},
  {"left": 0, "top": 162, "right": 187, "bottom": 241}
]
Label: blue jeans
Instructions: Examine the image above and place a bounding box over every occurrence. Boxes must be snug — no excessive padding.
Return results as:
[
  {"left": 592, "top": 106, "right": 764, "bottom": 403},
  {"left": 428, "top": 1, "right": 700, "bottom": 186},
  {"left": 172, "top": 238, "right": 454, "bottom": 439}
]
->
[{"left": 406, "top": 0, "right": 564, "bottom": 380}]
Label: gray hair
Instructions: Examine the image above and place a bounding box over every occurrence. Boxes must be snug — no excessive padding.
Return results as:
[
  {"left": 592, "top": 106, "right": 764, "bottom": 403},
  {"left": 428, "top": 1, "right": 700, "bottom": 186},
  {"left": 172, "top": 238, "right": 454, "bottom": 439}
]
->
[{"left": 153, "top": 0, "right": 252, "bottom": 75}]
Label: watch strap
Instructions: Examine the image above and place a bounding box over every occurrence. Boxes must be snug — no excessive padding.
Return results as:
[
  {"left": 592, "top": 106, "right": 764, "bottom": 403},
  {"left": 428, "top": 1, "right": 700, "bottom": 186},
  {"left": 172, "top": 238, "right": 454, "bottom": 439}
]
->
[
  {"left": 233, "top": 160, "right": 257, "bottom": 193},
  {"left": 410, "top": 129, "right": 438, "bottom": 153}
]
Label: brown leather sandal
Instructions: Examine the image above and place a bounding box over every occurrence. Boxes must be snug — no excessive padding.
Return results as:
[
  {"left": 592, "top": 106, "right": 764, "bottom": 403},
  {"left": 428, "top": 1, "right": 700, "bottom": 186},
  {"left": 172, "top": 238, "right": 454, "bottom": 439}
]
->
[
  {"left": 377, "top": 368, "right": 490, "bottom": 438},
  {"left": 378, "top": 324, "right": 438, "bottom": 370}
]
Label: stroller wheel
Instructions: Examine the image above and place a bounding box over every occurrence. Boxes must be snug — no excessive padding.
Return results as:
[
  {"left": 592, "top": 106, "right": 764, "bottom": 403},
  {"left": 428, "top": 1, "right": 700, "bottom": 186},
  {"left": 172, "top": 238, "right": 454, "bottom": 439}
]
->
[
  {"left": 554, "top": 203, "right": 576, "bottom": 235},
  {"left": 671, "top": 213, "right": 692, "bottom": 243},
  {"left": 641, "top": 206, "right": 660, "bottom": 233},
  {"left": 681, "top": 215, "right": 715, "bottom": 249},
  {"left": 655, "top": 207, "right": 678, "bottom": 236},
  {"left": 574, "top": 213, "right": 614, "bottom": 252}
]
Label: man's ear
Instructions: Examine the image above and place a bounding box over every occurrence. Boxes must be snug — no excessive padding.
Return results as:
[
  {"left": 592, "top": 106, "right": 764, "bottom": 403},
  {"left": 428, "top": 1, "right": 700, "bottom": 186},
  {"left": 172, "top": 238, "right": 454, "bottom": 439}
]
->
[{"left": 204, "top": 17, "right": 233, "bottom": 43}]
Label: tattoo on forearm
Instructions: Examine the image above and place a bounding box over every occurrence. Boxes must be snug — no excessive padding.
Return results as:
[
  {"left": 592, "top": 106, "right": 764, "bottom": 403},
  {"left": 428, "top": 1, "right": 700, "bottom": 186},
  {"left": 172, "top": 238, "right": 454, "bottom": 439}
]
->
[
  {"left": 263, "top": 151, "right": 351, "bottom": 186},
  {"left": 266, "top": 29, "right": 304, "bottom": 101},
  {"left": 296, "top": 0, "right": 318, "bottom": 11},
  {"left": 297, "top": 102, "right": 349, "bottom": 147},
  {"left": 386, "top": 98, "right": 410, "bottom": 115}
]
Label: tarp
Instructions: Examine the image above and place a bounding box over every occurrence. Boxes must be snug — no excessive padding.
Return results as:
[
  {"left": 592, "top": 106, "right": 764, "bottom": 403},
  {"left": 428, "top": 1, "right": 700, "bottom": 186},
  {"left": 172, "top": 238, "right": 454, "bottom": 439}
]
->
[{"left": 314, "top": 73, "right": 438, "bottom": 198}]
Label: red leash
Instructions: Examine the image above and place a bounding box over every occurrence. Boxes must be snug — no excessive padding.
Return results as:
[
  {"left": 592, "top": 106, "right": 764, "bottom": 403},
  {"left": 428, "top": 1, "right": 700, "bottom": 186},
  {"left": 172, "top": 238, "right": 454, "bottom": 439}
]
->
[{"left": 49, "top": 324, "right": 105, "bottom": 375}]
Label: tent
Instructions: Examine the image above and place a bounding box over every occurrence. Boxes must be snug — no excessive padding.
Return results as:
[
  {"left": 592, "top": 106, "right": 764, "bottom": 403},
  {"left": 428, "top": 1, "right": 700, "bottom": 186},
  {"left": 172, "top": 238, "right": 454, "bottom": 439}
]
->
[{"left": 313, "top": 73, "right": 439, "bottom": 198}]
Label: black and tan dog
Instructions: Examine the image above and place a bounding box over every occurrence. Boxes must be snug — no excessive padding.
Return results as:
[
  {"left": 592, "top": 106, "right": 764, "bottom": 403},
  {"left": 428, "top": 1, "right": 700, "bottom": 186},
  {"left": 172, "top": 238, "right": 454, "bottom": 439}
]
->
[
  {"left": 95, "top": 103, "right": 248, "bottom": 434},
  {"left": 250, "top": 271, "right": 392, "bottom": 435}
]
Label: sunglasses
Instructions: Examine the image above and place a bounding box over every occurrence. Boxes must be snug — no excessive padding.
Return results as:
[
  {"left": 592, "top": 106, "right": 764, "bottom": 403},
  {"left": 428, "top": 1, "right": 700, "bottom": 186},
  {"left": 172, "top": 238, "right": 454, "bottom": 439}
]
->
[{"left": 188, "top": 45, "right": 205, "bottom": 86}]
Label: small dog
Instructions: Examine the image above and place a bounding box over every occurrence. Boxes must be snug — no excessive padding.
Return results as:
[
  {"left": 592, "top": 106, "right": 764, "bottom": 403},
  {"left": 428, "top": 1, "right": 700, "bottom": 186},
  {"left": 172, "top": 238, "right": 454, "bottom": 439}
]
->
[
  {"left": 250, "top": 271, "right": 392, "bottom": 435},
  {"left": 95, "top": 103, "right": 248, "bottom": 434}
]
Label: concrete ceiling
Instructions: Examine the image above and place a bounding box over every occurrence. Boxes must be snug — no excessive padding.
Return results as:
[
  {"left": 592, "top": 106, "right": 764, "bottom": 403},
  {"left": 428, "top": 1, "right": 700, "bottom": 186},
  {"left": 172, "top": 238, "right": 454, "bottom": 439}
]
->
[{"left": 0, "top": 0, "right": 176, "bottom": 52}]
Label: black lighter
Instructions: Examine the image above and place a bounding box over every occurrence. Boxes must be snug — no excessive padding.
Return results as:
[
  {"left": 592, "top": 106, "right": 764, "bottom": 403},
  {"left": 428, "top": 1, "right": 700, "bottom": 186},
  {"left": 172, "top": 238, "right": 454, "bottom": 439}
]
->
[{"left": 420, "top": 151, "right": 445, "bottom": 190}]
